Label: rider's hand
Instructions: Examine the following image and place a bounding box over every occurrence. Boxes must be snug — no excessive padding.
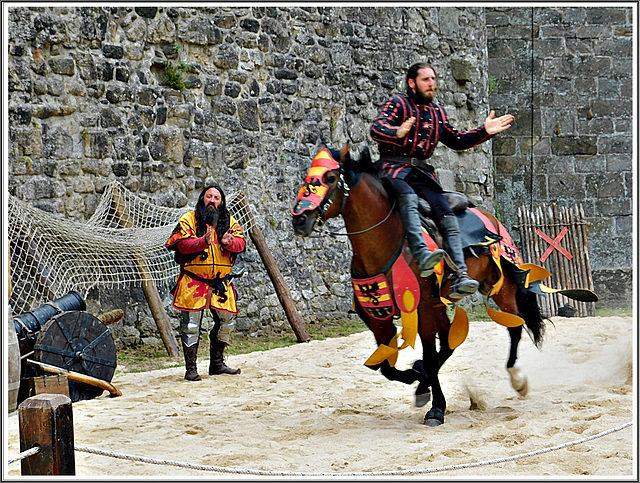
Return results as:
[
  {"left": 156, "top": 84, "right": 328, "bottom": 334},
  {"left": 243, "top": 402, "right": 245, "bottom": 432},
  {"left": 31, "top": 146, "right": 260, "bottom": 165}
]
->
[
  {"left": 484, "top": 110, "right": 514, "bottom": 135},
  {"left": 396, "top": 116, "right": 416, "bottom": 138},
  {"left": 204, "top": 227, "right": 212, "bottom": 245}
]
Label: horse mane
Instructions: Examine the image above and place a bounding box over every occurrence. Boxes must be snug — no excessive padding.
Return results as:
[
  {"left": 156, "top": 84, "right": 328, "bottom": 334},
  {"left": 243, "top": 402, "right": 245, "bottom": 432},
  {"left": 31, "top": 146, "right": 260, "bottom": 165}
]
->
[{"left": 327, "top": 144, "right": 380, "bottom": 189}]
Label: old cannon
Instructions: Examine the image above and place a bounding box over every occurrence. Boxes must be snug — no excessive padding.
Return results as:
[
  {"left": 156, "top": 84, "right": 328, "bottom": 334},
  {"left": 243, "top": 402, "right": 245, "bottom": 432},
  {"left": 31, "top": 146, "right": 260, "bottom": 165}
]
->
[{"left": 11, "top": 292, "right": 120, "bottom": 404}]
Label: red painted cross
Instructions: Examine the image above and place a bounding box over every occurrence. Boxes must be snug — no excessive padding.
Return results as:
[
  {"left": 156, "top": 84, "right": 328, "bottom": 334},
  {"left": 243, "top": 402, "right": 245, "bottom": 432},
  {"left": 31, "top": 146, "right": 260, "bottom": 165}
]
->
[{"left": 536, "top": 227, "right": 573, "bottom": 263}]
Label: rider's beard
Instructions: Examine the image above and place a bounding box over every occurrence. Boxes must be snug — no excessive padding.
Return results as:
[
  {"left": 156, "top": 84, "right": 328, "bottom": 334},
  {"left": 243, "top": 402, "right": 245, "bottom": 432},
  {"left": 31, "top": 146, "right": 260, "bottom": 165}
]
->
[
  {"left": 203, "top": 204, "right": 220, "bottom": 227},
  {"left": 415, "top": 88, "right": 435, "bottom": 104}
]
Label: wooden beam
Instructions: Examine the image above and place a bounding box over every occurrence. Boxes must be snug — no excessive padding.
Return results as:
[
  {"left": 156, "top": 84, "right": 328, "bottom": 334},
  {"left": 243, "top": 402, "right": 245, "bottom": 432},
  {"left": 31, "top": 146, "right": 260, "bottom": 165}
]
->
[
  {"left": 111, "top": 185, "right": 180, "bottom": 357},
  {"left": 235, "top": 193, "right": 310, "bottom": 343}
]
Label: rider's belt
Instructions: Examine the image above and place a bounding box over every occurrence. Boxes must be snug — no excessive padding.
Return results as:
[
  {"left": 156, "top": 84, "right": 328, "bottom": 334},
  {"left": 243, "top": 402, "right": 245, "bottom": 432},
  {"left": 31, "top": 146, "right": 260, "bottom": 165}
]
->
[{"left": 380, "top": 156, "right": 435, "bottom": 172}]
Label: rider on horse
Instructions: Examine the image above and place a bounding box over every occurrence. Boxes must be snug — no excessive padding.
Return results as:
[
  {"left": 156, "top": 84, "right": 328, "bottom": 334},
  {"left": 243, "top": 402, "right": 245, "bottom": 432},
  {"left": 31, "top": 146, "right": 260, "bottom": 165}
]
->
[{"left": 370, "top": 62, "right": 514, "bottom": 300}]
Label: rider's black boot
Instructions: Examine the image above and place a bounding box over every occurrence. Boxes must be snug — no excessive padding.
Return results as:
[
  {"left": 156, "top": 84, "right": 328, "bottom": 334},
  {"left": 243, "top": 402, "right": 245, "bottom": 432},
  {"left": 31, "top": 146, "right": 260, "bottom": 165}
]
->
[
  {"left": 440, "top": 215, "right": 479, "bottom": 300},
  {"left": 397, "top": 193, "right": 445, "bottom": 277}
]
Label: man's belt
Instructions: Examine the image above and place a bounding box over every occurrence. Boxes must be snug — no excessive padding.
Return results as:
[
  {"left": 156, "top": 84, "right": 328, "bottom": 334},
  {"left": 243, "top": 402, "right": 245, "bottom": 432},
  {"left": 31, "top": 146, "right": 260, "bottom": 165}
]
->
[
  {"left": 180, "top": 268, "right": 245, "bottom": 287},
  {"left": 380, "top": 155, "right": 435, "bottom": 172},
  {"left": 181, "top": 269, "right": 228, "bottom": 288}
]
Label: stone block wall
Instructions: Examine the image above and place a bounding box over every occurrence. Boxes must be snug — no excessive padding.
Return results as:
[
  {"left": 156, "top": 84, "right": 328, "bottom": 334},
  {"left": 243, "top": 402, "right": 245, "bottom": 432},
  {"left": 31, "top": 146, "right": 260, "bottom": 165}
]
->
[
  {"left": 486, "top": 7, "right": 633, "bottom": 309},
  {"left": 8, "top": 6, "right": 496, "bottom": 347}
]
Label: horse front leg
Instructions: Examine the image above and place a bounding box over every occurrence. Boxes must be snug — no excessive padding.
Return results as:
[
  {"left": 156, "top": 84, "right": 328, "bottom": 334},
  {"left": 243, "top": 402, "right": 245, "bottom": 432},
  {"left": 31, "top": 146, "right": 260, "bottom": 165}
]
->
[
  {"left": 356, "top": 302, "right": 429, "bottom": 388},
  {"left": 412, "top": 337, "right": 454, "bottom": 408},
  {"left": 420, "top": 341, "right": 447, "bottom": 426},
  {"left": 506, "top": 325, "right": 528, "bottom": 396}
]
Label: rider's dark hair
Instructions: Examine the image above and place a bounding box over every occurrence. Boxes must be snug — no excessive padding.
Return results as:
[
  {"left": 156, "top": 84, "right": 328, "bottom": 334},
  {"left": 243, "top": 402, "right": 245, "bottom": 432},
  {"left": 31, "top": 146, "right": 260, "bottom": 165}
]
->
[
  {"left": 406, "top": 62, "right": 438, "bottom": 90},
  {"left": 195, "top": 185, "right": 231, "bottom": 241}
]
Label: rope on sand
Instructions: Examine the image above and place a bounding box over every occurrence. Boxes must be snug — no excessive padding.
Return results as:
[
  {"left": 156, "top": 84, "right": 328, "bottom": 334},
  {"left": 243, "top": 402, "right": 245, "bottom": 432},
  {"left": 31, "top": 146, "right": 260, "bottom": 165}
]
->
[{"left": 74, "top": 421, "right": 632, "bottom": 476}]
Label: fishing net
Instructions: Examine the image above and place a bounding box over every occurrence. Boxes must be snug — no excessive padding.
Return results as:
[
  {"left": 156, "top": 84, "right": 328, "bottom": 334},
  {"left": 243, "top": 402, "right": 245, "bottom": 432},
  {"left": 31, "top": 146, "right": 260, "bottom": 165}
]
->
[{"left": 8, "top": 181, "right": 254, "bottom": 316}]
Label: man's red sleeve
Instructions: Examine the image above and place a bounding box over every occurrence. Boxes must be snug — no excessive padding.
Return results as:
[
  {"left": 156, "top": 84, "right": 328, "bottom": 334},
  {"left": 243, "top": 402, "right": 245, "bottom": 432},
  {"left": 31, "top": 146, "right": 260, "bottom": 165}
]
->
[
  {"left": 176, "top": 236, "right": 208, "bottom": 254},
  {"left": 223, "top": 236, "right": 246, "bottom": 253}
]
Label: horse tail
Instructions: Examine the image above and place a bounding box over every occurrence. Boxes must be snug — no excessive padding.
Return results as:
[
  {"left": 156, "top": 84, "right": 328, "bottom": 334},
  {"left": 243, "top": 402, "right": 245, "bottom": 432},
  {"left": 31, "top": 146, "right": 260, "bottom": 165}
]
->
[
  {"left": 514, "top": 277, "right": 547, "bottom": 348},
  {"left": 500, "top": 258, "right": 547, "bottom": 348}
]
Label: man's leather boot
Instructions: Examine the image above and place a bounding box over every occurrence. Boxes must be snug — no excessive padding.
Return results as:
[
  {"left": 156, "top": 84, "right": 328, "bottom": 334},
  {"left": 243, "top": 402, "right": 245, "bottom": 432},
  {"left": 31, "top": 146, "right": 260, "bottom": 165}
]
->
[
  {"left": 209, "top": 337, "right": 241, "bottom": 375},
  {"left": 440, "top": 215, "right": 479, "bottom": 299},
  {"left": 397, "top": 193, "right": 445, "bottom": 277},
  {"left": 182, "top": 341, "right": 201, "bottom": 381}
]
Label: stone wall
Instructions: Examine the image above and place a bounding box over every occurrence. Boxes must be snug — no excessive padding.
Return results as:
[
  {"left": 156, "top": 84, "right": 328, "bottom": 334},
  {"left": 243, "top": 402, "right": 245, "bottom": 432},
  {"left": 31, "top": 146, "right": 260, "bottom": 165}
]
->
[
  {"left": 8, "top": 6, "right": 496, "bottom": 348},
  {"left": 486, "top": 7, "right": 633, "bottom": 309}
]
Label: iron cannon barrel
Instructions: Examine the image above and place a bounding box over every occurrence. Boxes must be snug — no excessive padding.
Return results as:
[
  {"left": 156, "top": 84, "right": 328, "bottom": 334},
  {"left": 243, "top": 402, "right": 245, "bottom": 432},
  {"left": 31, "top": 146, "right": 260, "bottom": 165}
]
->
[{"left": 13, "top": 291, "right": 86, "bottom": 344}]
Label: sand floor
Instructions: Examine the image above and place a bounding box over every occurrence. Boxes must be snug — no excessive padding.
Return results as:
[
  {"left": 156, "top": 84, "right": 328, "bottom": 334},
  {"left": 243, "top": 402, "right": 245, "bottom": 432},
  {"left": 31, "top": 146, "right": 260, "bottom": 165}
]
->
[{"left": 4, "top": 315, "right": 636, "bottom": 479}]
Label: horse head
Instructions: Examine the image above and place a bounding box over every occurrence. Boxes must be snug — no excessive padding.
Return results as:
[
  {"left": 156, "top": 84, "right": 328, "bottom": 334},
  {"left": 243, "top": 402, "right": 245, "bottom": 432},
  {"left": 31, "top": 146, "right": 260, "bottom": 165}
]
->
[{"left": 291, "top": 145, "right": 351, "bottom": 237}]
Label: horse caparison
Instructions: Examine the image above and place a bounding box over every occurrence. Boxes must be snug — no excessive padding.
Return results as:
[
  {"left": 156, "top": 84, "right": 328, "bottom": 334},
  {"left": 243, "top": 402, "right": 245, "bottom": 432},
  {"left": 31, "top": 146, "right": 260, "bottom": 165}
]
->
[{"left": 291, "top": 145, "right": 546, "bottom": 427}]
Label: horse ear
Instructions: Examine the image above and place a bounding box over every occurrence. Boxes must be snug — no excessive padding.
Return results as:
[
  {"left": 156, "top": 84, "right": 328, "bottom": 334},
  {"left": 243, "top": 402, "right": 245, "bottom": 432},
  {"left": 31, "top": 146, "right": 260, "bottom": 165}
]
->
[
  {"left": 339, "top": 144, "right": 349, "bottom": 162},
  {"left": 360, "top": 144, "right": 371, "bottom": 164}
]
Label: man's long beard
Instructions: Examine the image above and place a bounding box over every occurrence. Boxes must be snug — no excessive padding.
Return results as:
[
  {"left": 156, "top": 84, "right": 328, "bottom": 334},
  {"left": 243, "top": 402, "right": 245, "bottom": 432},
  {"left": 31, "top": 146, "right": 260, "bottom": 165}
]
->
[{"left": 203, "top": 204, "right": 220, "bottom": 227}]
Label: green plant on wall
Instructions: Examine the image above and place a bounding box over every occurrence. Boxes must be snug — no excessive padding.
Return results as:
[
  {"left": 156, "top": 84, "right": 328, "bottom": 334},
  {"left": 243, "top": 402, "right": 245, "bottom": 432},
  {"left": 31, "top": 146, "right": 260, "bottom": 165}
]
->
[
  {"left": 328, "top": 105, "right": 343, "bottom": 137},
  {"left": 164, "top": 61, "right": 188, "bottom": 91},
  {"left": 494, "top": 198, "right": 502, "bottom": 222},
  {"left": 164, "top": 43, "right": 188, "bottom": 91},
  {"left": 488, "top": 73, "right": 497, "bottom": 95}
]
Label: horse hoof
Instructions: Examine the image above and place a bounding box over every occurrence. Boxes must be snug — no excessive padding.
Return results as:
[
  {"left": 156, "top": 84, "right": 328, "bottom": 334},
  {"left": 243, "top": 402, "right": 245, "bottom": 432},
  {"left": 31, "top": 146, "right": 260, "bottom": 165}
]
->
[
  {"left": 516, "top": 379, "right": 529, "bottom": 397},
  {"left": 415, "top": 383, "right": 431, "bottom": 407},
  {"left": 424, "top": 418, "right": 443, "bottom": 427},
  {"left": 415, "top": 390, "right": 431, "bottom": 408},
  {"left": 423, "top": 408, "right": 444, "bottom": 426},
  {"left": 507, "top": 366, "right": 529, "bottom": 397}
]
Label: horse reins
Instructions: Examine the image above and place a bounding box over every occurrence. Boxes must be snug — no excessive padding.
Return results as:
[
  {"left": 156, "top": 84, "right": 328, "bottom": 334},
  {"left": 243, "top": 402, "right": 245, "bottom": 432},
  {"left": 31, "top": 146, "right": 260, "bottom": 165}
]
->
[
  {"left": 309, "top": 166, "right": 397, "bottom": 237},
  {"left": 327, "top": 199, "right": 396, "bottom": 236}
]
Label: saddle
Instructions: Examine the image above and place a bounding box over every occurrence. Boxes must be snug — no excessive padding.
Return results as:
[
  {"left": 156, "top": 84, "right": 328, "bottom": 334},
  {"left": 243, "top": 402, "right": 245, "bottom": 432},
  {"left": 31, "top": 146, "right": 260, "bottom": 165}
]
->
[
  {"left": 417, "top": 191, "right": 474, "bottom": 244},
  {"left": 379, "top": 178, "right": 495, "bottom": 253}
]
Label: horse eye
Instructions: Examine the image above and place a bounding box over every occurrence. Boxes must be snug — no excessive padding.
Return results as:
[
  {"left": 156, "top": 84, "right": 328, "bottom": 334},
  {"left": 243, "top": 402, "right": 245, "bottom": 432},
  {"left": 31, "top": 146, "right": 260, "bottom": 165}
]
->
[{"left": 326, "top": 174, "right": 337, "bottom": 184}]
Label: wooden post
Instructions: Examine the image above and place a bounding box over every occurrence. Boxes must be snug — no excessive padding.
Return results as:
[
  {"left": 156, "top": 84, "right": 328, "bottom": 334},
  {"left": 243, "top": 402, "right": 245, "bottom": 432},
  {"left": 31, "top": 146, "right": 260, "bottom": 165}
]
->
[
  {"left": 111, "top": 185, "right": 180, "bottom": 357},
  {"left": 235, "top": 193, "right": 310, "bottom": 343},
  {"left": 18, "top": 394, "right": 75, "bottom": 475}
]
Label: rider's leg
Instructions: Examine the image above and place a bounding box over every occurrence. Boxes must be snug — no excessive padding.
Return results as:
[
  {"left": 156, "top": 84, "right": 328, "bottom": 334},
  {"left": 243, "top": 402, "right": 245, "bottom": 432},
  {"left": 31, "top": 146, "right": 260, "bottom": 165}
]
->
[
  {"left": 388, "top": 178, "right": 445, "bottom": 277},
  {"left": 417, "top": 188, "right": 478, "bottom": 299},
  {"left": 439, "top": 214, "right": 479, "bottom": 299}
]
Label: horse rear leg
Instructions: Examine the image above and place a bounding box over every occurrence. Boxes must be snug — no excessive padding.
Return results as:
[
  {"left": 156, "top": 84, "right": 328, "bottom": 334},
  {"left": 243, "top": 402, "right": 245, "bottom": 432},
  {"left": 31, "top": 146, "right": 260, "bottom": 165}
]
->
[
  {"left": 506, "top": 325, "right": 528, "bottom": 396},
  {"left": 491, "top": 278, "right": 529, "bottom": 396}
]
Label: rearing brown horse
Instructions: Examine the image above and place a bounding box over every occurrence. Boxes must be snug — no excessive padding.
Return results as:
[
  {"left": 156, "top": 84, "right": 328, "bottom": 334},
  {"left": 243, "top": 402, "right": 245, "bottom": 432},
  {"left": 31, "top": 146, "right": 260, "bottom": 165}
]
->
[{"left": 292, "top": 145, "right": 548, "bottom": 427}]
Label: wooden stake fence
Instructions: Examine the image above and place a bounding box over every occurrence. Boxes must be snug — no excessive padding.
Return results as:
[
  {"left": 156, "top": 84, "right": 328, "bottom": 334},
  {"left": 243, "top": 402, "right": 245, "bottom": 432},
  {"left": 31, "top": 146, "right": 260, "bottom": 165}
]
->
[{"left": 516, "top": 203, "right": 595, "bottom": 317}]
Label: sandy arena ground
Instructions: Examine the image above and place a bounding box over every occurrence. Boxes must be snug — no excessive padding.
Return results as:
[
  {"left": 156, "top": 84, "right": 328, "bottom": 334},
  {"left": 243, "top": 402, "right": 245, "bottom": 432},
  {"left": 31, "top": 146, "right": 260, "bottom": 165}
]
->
[{"left": 4, "top": 315, "right": 636, "bottom": 479}]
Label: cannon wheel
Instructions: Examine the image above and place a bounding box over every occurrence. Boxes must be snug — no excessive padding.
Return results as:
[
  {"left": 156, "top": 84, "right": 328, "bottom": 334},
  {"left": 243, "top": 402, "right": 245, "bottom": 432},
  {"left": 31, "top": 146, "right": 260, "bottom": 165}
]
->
[{"left": 34, "top": 310, "right": 117, "bottom": 402}]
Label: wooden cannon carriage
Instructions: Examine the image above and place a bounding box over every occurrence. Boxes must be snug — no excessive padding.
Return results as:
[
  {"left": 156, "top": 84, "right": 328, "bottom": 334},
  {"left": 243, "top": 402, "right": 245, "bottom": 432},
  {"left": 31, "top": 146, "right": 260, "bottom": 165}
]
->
[{"left": 11, "top": 292, "right": 121, "bottom": 406}]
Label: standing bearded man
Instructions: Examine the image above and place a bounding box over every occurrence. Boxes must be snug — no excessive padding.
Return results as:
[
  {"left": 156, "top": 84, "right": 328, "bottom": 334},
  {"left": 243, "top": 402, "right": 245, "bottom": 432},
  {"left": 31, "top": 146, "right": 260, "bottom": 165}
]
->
[{"left": 165, "top": 185, "right": 246, "bottom": 381}]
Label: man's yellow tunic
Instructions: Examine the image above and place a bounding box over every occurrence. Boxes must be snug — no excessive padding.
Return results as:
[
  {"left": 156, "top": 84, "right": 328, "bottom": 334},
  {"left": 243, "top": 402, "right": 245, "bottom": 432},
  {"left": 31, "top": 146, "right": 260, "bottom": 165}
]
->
[{"left": 165, "top": 211, "right": 245, "bottom": 314}]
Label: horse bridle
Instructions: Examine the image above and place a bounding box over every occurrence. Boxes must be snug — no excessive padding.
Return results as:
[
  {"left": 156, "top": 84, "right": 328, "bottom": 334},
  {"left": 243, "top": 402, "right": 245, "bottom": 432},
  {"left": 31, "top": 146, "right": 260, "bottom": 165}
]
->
[
  {"left": 315, "top": 167, "right": 397, "bottom": 237},
  {"left": 312, "top": 168, "right": 349, "bottom": 232}
]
